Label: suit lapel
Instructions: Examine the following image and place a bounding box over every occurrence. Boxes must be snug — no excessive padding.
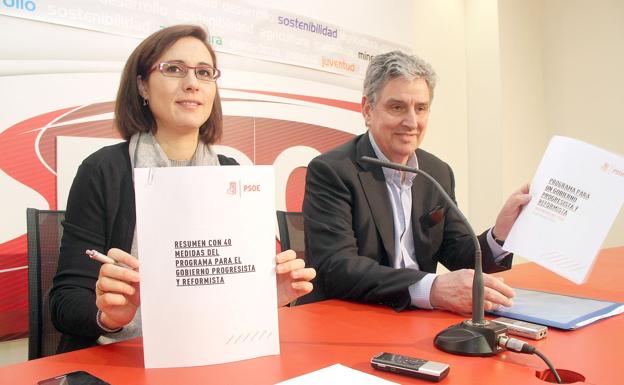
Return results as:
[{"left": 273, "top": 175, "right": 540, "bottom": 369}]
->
[{"left": 355, "top": 135, "right": 396, "bottom": 261}]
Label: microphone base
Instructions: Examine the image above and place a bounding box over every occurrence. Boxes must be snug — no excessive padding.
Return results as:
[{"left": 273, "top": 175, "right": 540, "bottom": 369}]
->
[{"left": 434, "top": 320, "right": 507, "bottom": 356}]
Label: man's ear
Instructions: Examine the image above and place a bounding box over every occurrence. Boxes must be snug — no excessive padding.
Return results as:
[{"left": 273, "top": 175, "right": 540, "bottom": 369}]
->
[
  {"left": 137, "top": 75, "right": 148, "bottom": 99},
  {"left": 361, "top": 96, "right": 371, "bottom": 125}
]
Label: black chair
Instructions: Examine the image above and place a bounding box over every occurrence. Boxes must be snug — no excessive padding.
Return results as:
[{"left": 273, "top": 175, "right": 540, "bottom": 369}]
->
[
  {"left": 276, "top": 211, "right": 306, "bottom": 306},
  {"left": 276, "top": 211, "right": 305, "bottom": 260},
  {"left": 26, "top": 208, "right": 65, "bottom": 360}
]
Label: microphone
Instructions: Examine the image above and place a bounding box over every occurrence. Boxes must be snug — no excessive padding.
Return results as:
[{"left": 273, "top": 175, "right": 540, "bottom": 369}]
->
[{"left": 360, "top": 156, "right": 507, "bottom": 356}]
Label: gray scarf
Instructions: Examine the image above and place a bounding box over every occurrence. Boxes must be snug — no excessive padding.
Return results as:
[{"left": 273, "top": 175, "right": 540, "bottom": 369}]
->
[{"left": 129, "top": 131, "right": 219, "bottom": 168}]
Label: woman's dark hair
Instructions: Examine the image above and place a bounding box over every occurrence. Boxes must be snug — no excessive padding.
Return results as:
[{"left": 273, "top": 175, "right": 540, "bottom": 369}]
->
[{"left": 114, "top": 24, "right": 223, "bottom": 144}]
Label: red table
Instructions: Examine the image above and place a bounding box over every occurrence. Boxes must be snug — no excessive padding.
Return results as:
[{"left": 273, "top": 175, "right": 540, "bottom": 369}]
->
[{"left": 1, "top": 247, "right": 622, "bottom": 384}]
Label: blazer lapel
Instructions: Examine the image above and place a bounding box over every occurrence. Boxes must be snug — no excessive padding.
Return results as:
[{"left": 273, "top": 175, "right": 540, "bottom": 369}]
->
[{"left": 355, "top": 134, "right": 396, "bottom": 261}]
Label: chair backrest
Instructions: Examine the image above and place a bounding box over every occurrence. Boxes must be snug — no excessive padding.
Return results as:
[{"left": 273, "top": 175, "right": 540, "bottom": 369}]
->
[
  {"left": 26, "top": 208, "right": 65, "bottom": 360},
  {"left": 276, "top": 211, "right": 305, "bottom": 260},
  {"left": 276, "top": 211, "right": 306, "bottom": 306}
]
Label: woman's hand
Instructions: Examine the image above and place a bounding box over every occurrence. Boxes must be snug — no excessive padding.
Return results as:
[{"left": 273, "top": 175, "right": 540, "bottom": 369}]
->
[
  {"left": 275, "top": 250, "right": 316, "bottom": 307},
  {"left": 94, "top": 248, "right": 141, "bottom": 330}
]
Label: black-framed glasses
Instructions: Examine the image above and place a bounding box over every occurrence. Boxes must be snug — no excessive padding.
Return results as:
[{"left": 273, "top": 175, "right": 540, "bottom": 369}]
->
[{"left": 150, "top": 62, "right": 221, "bottom": 82}]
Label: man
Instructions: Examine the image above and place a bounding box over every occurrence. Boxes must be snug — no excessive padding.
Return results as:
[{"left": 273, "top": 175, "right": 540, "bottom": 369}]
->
[{"left": 301, "top": 51, "right": 530, "bottom": 313}]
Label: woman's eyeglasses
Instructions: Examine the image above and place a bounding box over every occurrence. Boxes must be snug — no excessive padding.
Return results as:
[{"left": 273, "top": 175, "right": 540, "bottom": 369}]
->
[{"left": 150, "top": 62, "right": 221, "bottom": 82}]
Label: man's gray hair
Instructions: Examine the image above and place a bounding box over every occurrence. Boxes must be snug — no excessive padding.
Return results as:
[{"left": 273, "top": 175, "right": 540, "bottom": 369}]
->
[{"left": 363, "top": 50, "right": 437, "bottom": 107}]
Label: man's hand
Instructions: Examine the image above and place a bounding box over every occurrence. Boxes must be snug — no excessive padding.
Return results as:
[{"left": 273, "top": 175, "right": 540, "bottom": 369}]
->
[
  {"left": 492, "top": 183, "right": 531, "bottom": 240},
  {"left": 429, "top": 269, "right": 515, "bottom": 315},
  {"left": 276, "top": 250, "right": 316, "bottom": 307}
]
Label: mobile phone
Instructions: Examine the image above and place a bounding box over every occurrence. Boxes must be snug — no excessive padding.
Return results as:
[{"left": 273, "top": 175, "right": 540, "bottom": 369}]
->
[
  {"left": 492, "top": 317, "right": 548, "bottom": 340},
  {"left": 371, "top": 352, "right": 450, "bottom": 382},
  {"left": 37, "top": 370, "right": 110, "bottom": 385}
]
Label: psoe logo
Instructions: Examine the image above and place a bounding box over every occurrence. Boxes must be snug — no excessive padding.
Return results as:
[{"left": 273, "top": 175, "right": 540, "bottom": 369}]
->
[
  {"left": 226, "top": 182, "right": 260, "bottom": 196},
  {"left": 600, "top": 162, "right": 623, "bottom": 178},
  {"left": 226, "top": 181, "right": 238, "bottom": 195},
  {"left": 243, "top": 184, "right": 261, "bottom": 192},
  {"left": 2, "top": 0, "right": 37, "bottom": 12}
]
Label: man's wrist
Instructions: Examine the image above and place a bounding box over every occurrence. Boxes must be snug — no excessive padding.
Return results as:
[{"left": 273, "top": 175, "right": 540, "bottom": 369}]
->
[
  {"left": 492, "top": 228, "right": 505, "bottom": 246},
  {"left": 410, "top": 273, "right": 437, "bottom": 309}
]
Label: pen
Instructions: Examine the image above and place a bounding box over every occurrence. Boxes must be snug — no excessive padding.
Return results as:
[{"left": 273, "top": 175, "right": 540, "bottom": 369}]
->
[
  {"left": 86, "top": 249, "right": 116, "bottom": 264},
  {"left": 86, "top": 249, "right": 134, "bottom": 270}
]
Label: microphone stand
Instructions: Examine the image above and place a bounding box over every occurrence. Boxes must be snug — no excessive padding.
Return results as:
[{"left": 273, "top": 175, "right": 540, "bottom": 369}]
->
[{"left": 360, "top": 156, "right": 507, "bottom": 356}]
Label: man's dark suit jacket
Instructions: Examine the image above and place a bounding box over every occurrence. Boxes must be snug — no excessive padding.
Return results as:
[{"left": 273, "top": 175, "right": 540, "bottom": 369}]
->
[{"left": 301, "top": 133, "right": 512, "bottom": 311}]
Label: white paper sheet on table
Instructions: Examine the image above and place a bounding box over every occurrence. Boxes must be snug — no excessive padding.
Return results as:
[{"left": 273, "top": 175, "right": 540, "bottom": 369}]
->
[
  {"left": 276, "top": 364, "right": 399, "bottom": 385},
  {"left": 134, "top": 165, "right": 278, "bottom": 368},
  {"left": 504, "top": 136, "right": 624, "bottom": 284}
]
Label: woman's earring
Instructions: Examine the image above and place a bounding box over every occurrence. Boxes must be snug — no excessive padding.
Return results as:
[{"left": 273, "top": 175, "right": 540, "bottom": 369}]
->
[{"left": 142, "top": 97, "right": 148, "bottom": 106}]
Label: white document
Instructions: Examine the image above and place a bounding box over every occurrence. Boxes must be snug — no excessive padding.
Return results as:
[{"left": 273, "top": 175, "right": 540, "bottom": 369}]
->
[
  {"left": 134, "top": 166, "right": 279, "bottom": 368},
  {"left": 504, "top": 136, "right": 624, "bottom": 284},
  {"left": 276, "top": 364, "right": 399, "bottom": 385}
]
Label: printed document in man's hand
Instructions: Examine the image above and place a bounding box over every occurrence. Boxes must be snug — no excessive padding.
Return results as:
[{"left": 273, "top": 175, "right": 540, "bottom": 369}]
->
[
  {"left": 134, "top": 166, "right": 278, "bottom": 368},
  {"left": 504, "top": 136, "right": 624, "bottom": 284}
]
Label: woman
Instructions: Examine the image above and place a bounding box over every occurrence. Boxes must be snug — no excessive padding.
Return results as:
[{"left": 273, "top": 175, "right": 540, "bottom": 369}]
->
[{"left": 50, "top": 25, "right": 315, "bottom": 353}]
